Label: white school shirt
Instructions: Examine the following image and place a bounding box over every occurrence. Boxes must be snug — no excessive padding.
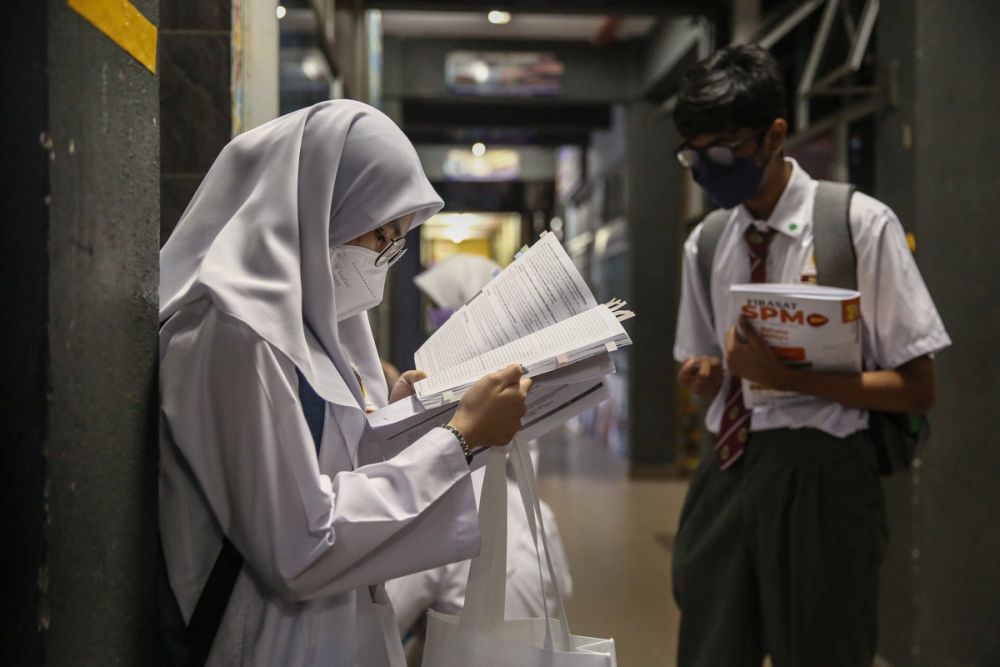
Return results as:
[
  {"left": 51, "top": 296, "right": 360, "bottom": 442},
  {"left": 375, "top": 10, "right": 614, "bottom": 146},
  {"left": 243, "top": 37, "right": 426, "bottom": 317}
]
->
[
  {"left": 159, "top": 301, "right": 479, "bottom": 667},
  {"left": 674, "top": 159, "right": 951, "bottom": 438}
]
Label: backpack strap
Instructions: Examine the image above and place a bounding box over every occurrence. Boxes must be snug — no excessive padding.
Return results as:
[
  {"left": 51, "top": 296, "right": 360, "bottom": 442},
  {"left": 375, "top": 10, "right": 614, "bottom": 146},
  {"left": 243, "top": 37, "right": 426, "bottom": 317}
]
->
[
  {"left": 812, "top": 180, "right": 857, "bottom": 290},
  {"left": 164, "top": 369, "right": 327, "bottom": 666},
  {"left": 183, "top": 539, "right": 244, "bottom": 666},
  {"left": 695, "top": 208, "right": 732, "bottom": 329}
]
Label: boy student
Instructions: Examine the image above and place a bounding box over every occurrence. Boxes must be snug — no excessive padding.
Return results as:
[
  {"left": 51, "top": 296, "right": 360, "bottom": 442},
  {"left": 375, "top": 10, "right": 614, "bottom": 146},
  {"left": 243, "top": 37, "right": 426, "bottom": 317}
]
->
[{"left": 670, "top": 45, "right": 950, "bottom": 666}]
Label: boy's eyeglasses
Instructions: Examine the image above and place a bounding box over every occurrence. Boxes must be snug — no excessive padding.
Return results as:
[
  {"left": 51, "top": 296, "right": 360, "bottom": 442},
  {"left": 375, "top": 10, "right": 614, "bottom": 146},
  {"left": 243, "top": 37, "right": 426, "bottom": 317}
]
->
[
  {"left": 675, "top": 126, "right": 770, "bottom": 169},
  {"left": 375, "top": 229, "right": 407, "bottom": 268}
]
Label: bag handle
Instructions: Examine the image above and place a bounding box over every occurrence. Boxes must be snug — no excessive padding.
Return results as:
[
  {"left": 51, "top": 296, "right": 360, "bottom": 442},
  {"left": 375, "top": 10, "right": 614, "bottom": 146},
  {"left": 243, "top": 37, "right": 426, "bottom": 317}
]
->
[
  {"left": 460, "top": 439, "right": 575, "bottom": 653},
  {"left": 461, "top": 445, "right": 510, "bottom": 630},
  {"left": 510, "top": 436, "right": 573, "bottom": 652}
]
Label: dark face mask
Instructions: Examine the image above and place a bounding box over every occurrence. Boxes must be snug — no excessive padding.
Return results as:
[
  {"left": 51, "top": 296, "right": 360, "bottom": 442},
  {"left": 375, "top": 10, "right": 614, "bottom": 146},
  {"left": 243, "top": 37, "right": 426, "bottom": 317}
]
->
[{"left": 692, "top": 153, "right": 766, "bottom": 209}]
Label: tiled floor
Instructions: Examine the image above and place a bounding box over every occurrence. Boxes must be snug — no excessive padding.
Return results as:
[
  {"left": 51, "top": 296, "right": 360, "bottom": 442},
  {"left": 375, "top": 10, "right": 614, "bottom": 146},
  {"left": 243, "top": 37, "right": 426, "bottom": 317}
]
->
[{"left": 537, "top": 428, "right": 690, "bottom": 666}]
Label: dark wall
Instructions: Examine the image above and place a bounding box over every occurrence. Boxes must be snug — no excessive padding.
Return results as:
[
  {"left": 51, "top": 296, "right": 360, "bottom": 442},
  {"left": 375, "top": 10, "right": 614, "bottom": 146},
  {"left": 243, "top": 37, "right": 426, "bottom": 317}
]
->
[
  {"left": 873, "top": 2, "right": 919, "bottom": 661},
  {"left": 159, "top": 0, "right": 231, "bottom": 244},
  {"left": 626, "top": 102, "right": 685, "bottom": 468},
  {"left": 44, "top": 0, "right": 160, "bottom": 663},
  {"left": 0, "top": 2, "right": 49, "bottom": 663},
  {"left": 876, "top": 1, "right": 1000, "bottom": 665}
]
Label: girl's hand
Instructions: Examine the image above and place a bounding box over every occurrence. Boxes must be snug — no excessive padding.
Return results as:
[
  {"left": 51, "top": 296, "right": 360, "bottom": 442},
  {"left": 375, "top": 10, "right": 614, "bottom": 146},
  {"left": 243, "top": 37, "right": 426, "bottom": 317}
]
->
[
  {"left": 389, "top": 370, "right": 428, "bottom": 403},
  {"left": 449, "top": 364, "right": 533, "bottom": 448}
]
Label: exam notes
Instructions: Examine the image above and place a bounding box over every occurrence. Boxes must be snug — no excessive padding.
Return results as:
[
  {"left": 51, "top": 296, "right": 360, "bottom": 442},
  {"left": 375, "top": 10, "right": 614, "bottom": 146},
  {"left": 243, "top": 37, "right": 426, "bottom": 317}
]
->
[
  {"left": 412, "top": 233, "right": 634, "bottom": 408},
  {"left": 415, "top": 233, "right": 597, "bottom": 376}
]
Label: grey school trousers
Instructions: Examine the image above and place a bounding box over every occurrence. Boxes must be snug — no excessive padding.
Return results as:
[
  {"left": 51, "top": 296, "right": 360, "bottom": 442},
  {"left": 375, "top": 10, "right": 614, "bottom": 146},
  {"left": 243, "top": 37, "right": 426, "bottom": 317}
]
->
[{"left": 672, "top": 428, "right": 887, "bottom": 667}]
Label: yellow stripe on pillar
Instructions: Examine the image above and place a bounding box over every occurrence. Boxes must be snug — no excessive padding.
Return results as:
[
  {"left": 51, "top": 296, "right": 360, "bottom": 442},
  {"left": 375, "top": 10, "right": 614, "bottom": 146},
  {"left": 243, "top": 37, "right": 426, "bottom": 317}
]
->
[{"left": 68, "top": 0, "right": 158, "bottom": 74}]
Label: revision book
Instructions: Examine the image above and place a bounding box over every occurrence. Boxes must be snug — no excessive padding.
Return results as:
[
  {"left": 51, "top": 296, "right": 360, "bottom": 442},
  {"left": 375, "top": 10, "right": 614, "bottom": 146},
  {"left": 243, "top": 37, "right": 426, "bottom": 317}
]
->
[
  {"left": 412, "top": 232, "right": 634, "bottom": 408},
  {"left": 731, "top": 283, "right": 862, "bottom": 407}
]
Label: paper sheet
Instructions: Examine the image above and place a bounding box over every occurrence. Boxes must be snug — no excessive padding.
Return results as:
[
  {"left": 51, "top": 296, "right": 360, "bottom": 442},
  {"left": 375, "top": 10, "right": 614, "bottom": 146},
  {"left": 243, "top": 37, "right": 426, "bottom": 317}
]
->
[
  {"left": 415, "top": 233, "right": 596, "bottom": 376},
  {"left": 415, "top": 306, "right": 627, "bottom": 399}
]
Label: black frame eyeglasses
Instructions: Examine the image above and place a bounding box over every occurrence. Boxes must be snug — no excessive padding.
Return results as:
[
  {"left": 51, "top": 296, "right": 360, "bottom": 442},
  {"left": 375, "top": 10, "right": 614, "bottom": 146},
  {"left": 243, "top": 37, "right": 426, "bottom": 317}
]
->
[
  {"left": 675, "top": 126, "right": 770, "bottom": 169},
  {"left": 375, "top": 228, "right": 407, "bottom": 268}
]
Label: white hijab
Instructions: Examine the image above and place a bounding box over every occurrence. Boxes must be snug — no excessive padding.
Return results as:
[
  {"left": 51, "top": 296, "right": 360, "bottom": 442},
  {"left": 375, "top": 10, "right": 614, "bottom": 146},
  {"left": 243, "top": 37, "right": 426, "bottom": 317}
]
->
[
  {"left": 414, "top": 253, "right": 501, "bottom": 309},
  {"left": 159, "top": 100, "right": 443, "bottom": 420}
]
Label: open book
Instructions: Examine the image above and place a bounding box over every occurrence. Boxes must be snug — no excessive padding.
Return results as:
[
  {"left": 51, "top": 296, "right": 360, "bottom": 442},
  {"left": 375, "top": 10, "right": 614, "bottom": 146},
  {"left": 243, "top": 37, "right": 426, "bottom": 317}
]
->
[
  {"left": 367, "top": 353, "right": 614, "bottom": 466},
  {"left": 731, "top": 283, "right": 862, "bottom": 407},
  {"left": 412, "top": 232, "right": 634, "bottom": 408}
]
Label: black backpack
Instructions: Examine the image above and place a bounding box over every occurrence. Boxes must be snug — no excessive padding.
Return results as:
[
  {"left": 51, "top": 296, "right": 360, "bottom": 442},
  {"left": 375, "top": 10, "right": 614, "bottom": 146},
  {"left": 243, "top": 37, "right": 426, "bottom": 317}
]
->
[{"left": 695, "top": 180, "right": 928, "bottom": 476}]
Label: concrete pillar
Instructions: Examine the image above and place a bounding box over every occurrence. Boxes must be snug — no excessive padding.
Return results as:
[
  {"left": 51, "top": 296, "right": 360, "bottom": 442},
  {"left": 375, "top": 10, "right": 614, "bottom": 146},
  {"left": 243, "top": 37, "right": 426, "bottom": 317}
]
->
[
  {"left": 876, "top": 1, "right": 1000, "bottom": 665},
  {"left": 625, "top": 102, "right": 687, "bottom": 470},
  {"left": 159, "top": 0, "right": 232, "bottom": 244},
  {"left": 0, "top": 2, "right": 50, "bottom": 663},
  {"left": 2, "top": 0, "right": 160, "bottom": 662},
  {"left": 234, "top": 0, "right": 279, "bottom": 134}
]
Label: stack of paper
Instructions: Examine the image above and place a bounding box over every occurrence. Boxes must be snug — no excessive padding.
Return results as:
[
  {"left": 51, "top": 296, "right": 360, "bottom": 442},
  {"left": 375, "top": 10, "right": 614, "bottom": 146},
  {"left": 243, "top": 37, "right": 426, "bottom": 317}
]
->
[{"left": 367, "top": 353, "right": 614, "bottom": 465}]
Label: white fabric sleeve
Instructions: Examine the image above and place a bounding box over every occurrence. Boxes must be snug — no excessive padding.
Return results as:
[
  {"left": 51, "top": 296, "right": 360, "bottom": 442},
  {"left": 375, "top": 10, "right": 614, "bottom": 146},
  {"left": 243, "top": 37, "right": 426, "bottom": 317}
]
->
[
  {"left": 674, "top": 224, "right": 722, "bottom": 362},
  {"left": 852, "top": 200, "right": 952, "bottom": 370},
  {"left": 160, "top": 312, "right": 479, "bottom": 603}
]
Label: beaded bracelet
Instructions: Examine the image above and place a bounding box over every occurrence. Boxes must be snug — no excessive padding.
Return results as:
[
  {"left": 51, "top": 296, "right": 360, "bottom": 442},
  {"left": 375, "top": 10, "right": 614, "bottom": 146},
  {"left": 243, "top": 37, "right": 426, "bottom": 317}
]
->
[{"left": 441, "top": 423, "right": 474, "bottom": 465}]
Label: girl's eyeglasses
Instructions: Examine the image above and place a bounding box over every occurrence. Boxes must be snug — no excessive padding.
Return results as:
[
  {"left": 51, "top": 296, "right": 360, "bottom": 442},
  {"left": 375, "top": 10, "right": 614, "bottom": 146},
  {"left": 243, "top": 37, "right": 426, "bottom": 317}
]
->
[{"left": 375, "top": 229, "right": 407, "bottom": 268}]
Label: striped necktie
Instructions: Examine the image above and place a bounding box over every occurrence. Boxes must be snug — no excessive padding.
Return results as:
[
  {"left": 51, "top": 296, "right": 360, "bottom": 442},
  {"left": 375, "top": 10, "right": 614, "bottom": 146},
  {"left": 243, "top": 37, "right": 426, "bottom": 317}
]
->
[{"left": 715, "top": 225, "right": 776, "bottom": 469}]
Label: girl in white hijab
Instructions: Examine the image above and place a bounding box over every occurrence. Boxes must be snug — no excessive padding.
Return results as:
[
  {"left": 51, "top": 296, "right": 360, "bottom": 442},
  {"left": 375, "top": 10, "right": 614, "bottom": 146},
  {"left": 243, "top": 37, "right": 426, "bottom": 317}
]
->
[{"left": 158, "top": 100, "right": 531, "bottom": 667}]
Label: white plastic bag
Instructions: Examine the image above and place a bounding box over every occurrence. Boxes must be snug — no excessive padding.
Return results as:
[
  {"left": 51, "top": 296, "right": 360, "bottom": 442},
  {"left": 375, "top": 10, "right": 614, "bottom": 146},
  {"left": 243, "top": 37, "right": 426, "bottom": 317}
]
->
[{"left": 422, "top": 438, "right": 617, "bottom": 667}]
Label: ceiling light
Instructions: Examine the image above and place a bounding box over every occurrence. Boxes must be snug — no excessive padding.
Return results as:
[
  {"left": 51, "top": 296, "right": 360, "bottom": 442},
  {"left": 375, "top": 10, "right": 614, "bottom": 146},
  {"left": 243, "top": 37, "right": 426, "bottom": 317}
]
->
[
  {"left": 487, "top": 10, "right": 512, "bottom": 25},
  {"left": 276, "top": 5, "right": 287, "bottom": 19},
  {"left": 470, "top": 62, "right": 490, "bottom": 84},
  {"left": 301, "top": 53, "right": 325, "bottom": 80},
  {"left": 471, "top": 142, "right": 486, "bottom": 157}
]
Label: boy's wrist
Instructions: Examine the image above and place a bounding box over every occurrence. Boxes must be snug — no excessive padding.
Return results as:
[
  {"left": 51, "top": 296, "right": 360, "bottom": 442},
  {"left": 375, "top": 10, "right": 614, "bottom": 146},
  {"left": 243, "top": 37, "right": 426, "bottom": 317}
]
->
[{"left": 768, "top": 363, "right": 800, "bottom": 393}]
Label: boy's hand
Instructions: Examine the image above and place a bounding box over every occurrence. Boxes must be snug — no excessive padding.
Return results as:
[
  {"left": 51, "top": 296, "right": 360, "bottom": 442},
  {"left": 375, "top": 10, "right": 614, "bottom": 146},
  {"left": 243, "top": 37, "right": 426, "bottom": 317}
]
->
[
  {"left": 678, "top": 356, "right": 723, "bottom": 399},
  {"left": 725, "top": 316, "right": 789, "bottom": 388}
]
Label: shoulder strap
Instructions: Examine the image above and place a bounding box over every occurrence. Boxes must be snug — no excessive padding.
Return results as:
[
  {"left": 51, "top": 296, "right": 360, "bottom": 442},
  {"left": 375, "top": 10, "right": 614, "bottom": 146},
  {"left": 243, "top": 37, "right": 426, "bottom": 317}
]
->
[
  {"left": 812, "top": 180, "right": 857, "bottom": 290},
  {"left": 183, "top": 539, "right": 243, "bottom": 666},
  {"left": 695, "top": 208, "right": 731, "bottom": 326},
  {"left": 175, "top": 370, "right": 327, "bottom": 666}
]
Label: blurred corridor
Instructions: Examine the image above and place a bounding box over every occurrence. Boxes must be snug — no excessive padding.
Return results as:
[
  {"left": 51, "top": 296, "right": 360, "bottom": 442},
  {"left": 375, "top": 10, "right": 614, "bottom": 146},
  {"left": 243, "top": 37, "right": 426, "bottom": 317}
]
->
[{"left": 538, "top": 427, "right": 688, "bottom": 665}]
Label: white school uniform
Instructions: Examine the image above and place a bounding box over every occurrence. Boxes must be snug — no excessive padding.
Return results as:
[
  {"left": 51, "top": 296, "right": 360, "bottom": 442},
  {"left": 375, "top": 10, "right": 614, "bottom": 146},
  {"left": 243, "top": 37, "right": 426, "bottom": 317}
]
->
[
  {"left": 158, "top": 101, "right": 479, "bottom": 666},
  {"left": 674, "top": 158, "right": 951, "bottom": 437},
  {"left": 160, "top": 302, "right": 477, "bottom": 666}
]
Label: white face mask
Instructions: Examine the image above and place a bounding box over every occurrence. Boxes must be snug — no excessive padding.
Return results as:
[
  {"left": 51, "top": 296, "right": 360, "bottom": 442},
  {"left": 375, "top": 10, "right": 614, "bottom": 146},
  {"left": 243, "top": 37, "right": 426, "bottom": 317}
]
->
[{"left": 329, "top": 244, "right": 389, "bottom": 322}]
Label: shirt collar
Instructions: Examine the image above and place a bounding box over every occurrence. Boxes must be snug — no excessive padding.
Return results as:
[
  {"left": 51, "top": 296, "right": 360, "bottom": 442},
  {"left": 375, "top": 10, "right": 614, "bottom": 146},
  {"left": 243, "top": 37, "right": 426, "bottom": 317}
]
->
[{"left": 733, "top": 158, "right": 813, "bottom": 239}]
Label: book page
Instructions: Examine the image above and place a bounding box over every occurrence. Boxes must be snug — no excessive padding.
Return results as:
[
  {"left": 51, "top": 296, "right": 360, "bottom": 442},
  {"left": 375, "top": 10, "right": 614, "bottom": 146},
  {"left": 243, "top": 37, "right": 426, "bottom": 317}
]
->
[
  {"left": 416, "top": 305, "right": 625, "bottom": 398},
  {"left": 415, "top": 233, "right": 597, "bottom": 375}
]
